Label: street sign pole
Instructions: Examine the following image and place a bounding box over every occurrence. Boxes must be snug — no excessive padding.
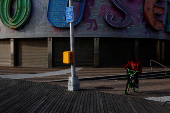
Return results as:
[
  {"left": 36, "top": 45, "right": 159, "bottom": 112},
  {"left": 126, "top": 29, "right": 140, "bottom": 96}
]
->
[{"left": 68, "top": 0, "right": 81, "bottom": 91}]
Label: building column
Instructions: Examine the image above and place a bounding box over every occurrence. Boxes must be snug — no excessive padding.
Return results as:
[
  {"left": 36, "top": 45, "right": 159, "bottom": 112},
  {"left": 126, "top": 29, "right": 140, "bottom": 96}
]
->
[
  {"left": 156, "top": 40, "right": 161, "bottom": 62},
  {"left": 135, "top": 39, "right": 139, "bottom": 58},
  {"left": 48, "top": 37, "right": 52, "bottom": 68},
  {"left": 10, "top": 38, "right": 15, "bottom": 67},
  {"left": 94, "top": 38, "right": 99, "bottom": 67},
  {"left": 161, "top": 41, "right": 165, "bottom": 64}
]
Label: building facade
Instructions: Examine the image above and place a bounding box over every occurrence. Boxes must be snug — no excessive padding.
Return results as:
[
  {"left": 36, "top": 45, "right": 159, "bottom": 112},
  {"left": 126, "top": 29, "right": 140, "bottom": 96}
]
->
[{"left": 0, "top": 0, "right": 170, "bottom": 68}]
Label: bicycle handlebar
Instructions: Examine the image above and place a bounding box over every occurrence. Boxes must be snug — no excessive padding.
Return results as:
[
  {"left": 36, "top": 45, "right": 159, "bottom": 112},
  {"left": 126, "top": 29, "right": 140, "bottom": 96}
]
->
[{"left": 127, "top": 68, "right": 139, "bottom": 75}]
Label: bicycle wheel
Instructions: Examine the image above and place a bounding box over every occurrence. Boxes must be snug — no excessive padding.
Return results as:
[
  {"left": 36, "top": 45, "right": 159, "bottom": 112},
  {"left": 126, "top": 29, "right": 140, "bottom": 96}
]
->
[
  {"left": 133, "top": 84, "right": 138, "bottom": 92},
  {"left": 125, "top": 82, "right": 130, "bottom": 94}
]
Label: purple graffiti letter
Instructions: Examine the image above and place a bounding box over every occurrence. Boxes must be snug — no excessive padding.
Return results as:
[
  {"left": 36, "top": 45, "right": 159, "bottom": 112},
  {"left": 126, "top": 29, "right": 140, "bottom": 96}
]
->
[{"left": 105, "top": 0, "right": 132, "bottom": 27}]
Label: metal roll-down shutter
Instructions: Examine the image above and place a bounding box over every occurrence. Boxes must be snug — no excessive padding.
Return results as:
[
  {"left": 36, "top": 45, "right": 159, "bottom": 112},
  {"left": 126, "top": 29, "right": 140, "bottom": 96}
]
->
[
  {"left": 0, "top": 39, "right": 11, "bottom": 66},
  {"left": 17, "top": 38, "right": 48, "bottom": 67},
  {"left": 100, "top": 38, "right": 133, "bottom": 67},
  {"left": 53, "top": 37, "right": 94, "bottom": 67}
]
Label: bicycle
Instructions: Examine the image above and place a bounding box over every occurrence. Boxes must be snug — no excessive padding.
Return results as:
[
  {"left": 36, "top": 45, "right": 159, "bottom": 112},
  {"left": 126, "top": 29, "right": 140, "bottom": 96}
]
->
[{"left": 125, "top": 68, "right": 139, "bottom": 95}]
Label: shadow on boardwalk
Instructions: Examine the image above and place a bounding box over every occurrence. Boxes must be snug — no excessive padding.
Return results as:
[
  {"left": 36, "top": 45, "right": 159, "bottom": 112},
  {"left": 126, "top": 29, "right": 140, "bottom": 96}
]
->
[{"left": 0, "top": 78, "right": 170, "bottom": 113}]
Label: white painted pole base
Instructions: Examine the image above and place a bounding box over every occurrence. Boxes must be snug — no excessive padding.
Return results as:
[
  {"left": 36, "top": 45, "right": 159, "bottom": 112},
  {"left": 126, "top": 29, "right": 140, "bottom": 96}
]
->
[{"left": 68, "top": 76, "right": 81, "bottom": 91}]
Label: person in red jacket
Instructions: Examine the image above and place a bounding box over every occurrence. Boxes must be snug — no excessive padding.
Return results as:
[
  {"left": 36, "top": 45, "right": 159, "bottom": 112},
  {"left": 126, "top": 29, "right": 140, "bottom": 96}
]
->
[{"left": 124, "top": 57, "right": 142, "bottom": 88}]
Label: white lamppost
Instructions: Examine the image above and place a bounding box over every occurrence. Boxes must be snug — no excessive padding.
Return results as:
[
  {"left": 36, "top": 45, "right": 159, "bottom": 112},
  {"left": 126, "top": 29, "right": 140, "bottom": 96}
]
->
[{"left": 68, "top": 0, "right": 81, "bottom": 91}]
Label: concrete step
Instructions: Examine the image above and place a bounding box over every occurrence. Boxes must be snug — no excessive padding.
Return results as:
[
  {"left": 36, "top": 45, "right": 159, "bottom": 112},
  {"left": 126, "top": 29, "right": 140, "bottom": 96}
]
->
[
  {"left": 44, "top": 71, "right": 170, "bottom": 82},
  {"left": 82, "top": 71, "right": 170, "bottom": 80}
]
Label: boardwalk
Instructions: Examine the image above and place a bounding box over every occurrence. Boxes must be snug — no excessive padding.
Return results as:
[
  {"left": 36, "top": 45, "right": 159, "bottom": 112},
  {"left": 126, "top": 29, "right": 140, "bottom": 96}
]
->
[
  {"left": 0, "top": 67, "right": 170, "bottom": 112},
  {"left": 0, "top": 77, "right": 170, "bottom": 113}
]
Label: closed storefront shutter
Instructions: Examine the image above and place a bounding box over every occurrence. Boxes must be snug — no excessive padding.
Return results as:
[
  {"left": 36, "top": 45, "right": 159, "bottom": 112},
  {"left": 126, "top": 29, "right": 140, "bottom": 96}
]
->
[
  {"left": 100, "top": 38, "right": 133, "bottom": 67},
  {"left": 53, "top": 37, "right": 70, "bottom": 67},
  {"left": 139, "top": 39, "right": 156, "bottom": 66},
  {"left": 0, "top": 39, "right": 11, "bottom": 66},
  {"left": 17, "top": 38, "right": 48, "bottom": 67},
  {"left": 75, "top": 37, "right": 94, "bottom": 66},
  {"left": 53, "top": 37, "right": 94, "bottom": 67},
  {"left": 165, "top": 40, "right": 170, "bottom": 65}
]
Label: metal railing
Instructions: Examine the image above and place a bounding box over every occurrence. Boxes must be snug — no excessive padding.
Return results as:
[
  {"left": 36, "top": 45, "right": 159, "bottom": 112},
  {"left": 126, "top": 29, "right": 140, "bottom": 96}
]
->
[
  {"left": 150, "top": 60, "right": 167, "bottom": 78},
  {"left": 163, "top": 101, "right": 170, "bottom": 106}
]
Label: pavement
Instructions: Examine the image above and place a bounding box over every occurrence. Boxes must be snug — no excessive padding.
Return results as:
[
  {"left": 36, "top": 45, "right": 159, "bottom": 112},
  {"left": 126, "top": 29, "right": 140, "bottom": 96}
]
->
[{"left": 0, "top": 66, "right": 170, "bottom": 112}]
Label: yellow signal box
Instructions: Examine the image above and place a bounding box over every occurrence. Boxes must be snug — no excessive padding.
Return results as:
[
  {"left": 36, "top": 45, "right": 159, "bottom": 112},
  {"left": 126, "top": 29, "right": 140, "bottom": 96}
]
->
[{"left": 63, "top": 51, "right": 74, "bottom": 64}]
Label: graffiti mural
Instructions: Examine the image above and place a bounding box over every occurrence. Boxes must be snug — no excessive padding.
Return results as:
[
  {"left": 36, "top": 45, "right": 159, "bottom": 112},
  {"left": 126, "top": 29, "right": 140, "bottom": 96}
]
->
[
  {"left": 82, "top": 0, "right": 98, "bottom": 31},
  {"left": 166, "top": 0, "right": 170, "bottom": 32},
  {"left": 125, "top": 0, "right": 144, "bottom": 25},
  {"left": 47, "top": 0, "right": 86, "bottom": 28},
  {"left": 100, "top": 0, "right": 144, "bottom": 26},
  {"left": 0, "top": 0, "right": 31, "bottom": 29},
  {"left": 0, "top": 0, "right": 169, "bottom": 39},
  {"left": 144, "top": 0, "right": 165, "bottom": 30},
  {"left": 104, "top": 0, "right": 132, "bottom": 28}
]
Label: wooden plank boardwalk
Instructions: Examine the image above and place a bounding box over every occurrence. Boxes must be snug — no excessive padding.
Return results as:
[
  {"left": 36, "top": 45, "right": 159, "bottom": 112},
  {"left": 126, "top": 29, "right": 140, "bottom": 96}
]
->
[{"left": 0, "top": 78, "right": 170, "bottom": 113}]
